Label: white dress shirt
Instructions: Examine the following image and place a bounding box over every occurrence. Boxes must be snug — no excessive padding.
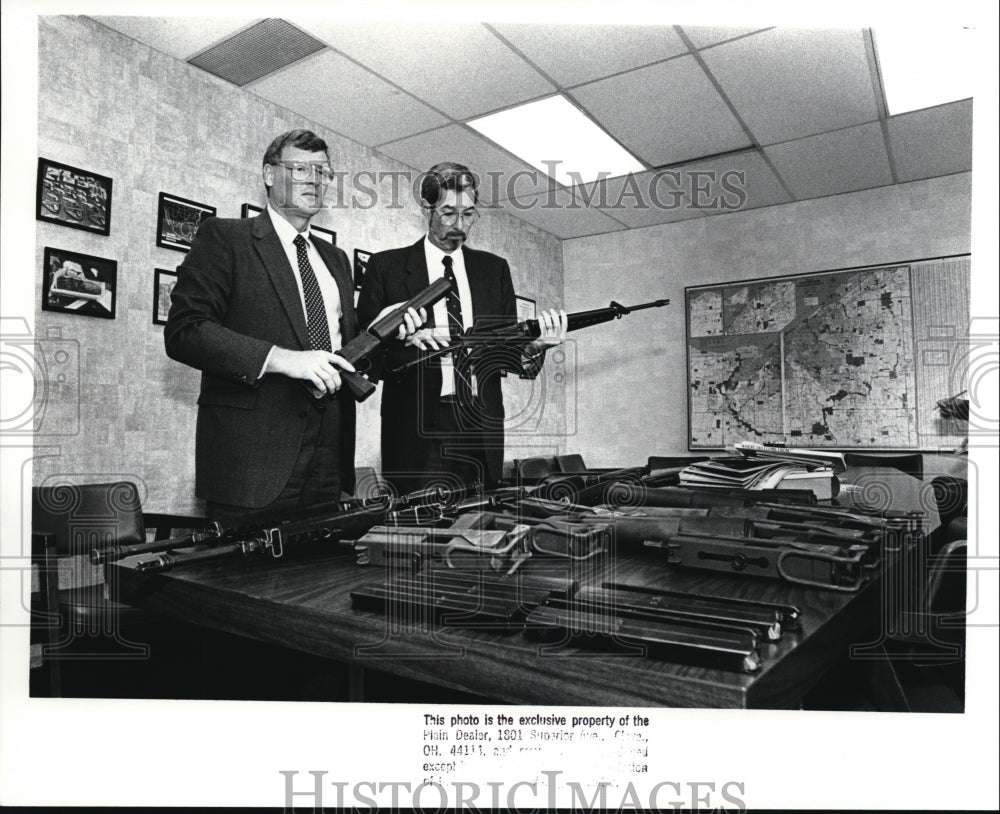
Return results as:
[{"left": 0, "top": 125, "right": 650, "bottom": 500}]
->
[{"left": 267, "top": 205, "right": 343, "bottom": 351}]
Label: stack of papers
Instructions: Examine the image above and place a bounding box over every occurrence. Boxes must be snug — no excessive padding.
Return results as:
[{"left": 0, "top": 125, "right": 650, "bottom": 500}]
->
[
  {"left": 732, "top": 442, "right": 847, "bottom": 473},
  {"left": 679, "top": 444, "right": 843, "bottom": 499}
]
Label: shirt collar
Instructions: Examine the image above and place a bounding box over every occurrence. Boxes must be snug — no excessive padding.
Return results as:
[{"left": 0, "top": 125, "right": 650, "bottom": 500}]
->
[
  {"left": 267, "top": 204, "right": 309, "bottom": 247},
  {"left": 423, "top": 235, "right": 461, "bottom": 268}
]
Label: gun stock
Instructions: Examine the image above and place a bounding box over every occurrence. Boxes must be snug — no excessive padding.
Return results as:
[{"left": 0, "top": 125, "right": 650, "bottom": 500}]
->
[{"left": 337, "top": 276, "right": 454, "bottom": 400}]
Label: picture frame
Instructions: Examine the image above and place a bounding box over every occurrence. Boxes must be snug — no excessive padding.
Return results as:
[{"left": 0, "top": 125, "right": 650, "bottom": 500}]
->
[
  {"left": 515, "top": 294, "right": 537, "bottom": 323},
  {"left": 36, "top": 157, "right": 112, "bottom": 236},
  {"left": 241, "top": 202, "right": 264, "bottom": 218},
  {"left": 310, "top": 224, "right": 337, "bottom": 246},
  {"left": 156, "top": 192, "right": 215, "bottom": 252},
  {"left": 353, "top": 248, "right": 371, "bottom": 291},
  {"left": 153, "top": 268, "right": 178, "bottom": 325},
  {"left": 513, "top": 296, "right": 538, "bottom": 378},
  {"left": 42, "top": 247, "right": 117, "bottom": 319}
]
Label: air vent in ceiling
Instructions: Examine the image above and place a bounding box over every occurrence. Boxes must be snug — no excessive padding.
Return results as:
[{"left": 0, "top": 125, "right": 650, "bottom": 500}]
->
[{"left": 189, "top": 19, "right": 325, "bottom": 86}]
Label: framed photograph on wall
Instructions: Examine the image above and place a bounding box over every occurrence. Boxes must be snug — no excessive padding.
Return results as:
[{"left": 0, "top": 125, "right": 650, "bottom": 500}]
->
[
  {"left": 353, "top": 248, "right": 371, "bottom": 291},
  {"left": 36, "top": 157, "right": 112, "bottom": 236},
  {"left": 153, "top": 268, "right": 177, "bottom": 325},
  {"left": 515, "top": 295, "right": 537, "bottom": 323},
  {"left": 241, "top": 202, "right": 264, "bottom": 218},
  {"left": 310, "top": 225, "right": 336, "bottom": 246},
  {"left": 42, "top": 247, "right": 117, "bottom": 319},
  {"left": 157, "top": 192, "right": 215, "bottom": 252}
]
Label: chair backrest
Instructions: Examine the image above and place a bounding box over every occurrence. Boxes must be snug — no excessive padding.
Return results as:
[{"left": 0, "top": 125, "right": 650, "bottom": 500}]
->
[
  {"left": 843, "top": 452, "right": 924, "bottom": 481},
  {"left": 515, "top": 457, "right": 555, "bottom": 480},
  {"left": 554, "top": 454, "right": 587, "bottom": 473},
  {"left": 32, "top": 481, "right": 144, "bottom": 557}
]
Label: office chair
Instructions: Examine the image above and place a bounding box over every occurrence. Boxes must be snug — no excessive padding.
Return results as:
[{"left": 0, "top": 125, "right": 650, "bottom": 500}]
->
[
  {"left": 843, "top": 452, "right": 924, "bottom": 481},
  {"left": 31, "top": 480, "right": 205, "bottom": 696},
  {"left": 514, "top": 456, "right": 556, "bottom": 482},
  {"left": 553, "top": 453, "right": 587, "bottom": 473}
]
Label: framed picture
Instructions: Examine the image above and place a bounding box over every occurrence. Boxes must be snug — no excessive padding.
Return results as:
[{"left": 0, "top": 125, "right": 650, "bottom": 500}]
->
[
  {"left": 156, "top": 192, "right": 215, "bottom": 252},
  {"left": 153, "top": 268, "right": 177, "bottom": 325},
  {"left": 36, "top": 157, "right": 112, "bottom": 236},
  {"left": 353, "top": 248, "right": 371, "bottom": 291},
  {"left": 310, "top": 225, "right": 337, "bottom": 246},
  {"left": 241, "top": 202, "right": 264, "bottom": 218},
  {"left": 42, "top": 247, "right": 117, "bottom": 319},
  {"left": 515, "top": 295, "right": 537, "bottom": 323}
]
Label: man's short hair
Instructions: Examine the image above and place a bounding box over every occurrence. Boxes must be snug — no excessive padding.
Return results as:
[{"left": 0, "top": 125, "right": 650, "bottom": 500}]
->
[
  {"left": 421, "top": 162, "right": 479, "bottom": 208},
  {"left": 263, "top": 129, "right": 329, "bottom": 166}
]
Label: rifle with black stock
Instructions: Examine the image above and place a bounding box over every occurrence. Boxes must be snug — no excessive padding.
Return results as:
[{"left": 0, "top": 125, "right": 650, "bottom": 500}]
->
[
  {"left": 92, "top": 485, "right": 455, "bottom": 573},
  {"left": 389, "top": 296, "right": 670, "bottom": 374},
  {"left": 326, "top": 275, "right": 454, "bottom": 401}
]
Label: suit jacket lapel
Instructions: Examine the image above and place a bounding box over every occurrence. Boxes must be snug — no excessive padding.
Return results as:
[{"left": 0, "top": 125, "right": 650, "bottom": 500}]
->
[
  {"left": 253, "top": 211, "right": 309, "bottom": 350},
  {"left": 404, "top": 238, "right": 433, "bottom": 325},
  {"left": 462, "top": 245, "right": 491, "bottom": 325}
]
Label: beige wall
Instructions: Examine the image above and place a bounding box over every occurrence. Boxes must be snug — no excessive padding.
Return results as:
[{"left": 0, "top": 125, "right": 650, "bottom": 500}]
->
[
  {"left": 561, "top": 172, "right": 972, "bottom": 467},
  {"left": 34, "top": 15, "right": 564, "bottom": 513}
]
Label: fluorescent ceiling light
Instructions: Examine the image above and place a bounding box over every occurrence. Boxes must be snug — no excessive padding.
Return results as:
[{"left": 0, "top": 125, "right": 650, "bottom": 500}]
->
[
  {"left": 468, "top": 95, "right": 645, "bottom": 187},
  {"left": 875, "top": 27, "right": 975, "bottom": 115}
]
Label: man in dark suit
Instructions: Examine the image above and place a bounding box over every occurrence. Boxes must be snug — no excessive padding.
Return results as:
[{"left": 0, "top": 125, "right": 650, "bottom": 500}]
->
[
  {"left": 357, "top": 162, "right": 566, "bottom": 494},
  {"left": 165, "top": 129, "right": 421, "bottom": 518}
]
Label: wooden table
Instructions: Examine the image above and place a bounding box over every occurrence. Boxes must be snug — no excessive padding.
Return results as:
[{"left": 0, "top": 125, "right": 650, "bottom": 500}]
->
[{"left": 109, "top": 537, "right": 887, "bottom": 708}]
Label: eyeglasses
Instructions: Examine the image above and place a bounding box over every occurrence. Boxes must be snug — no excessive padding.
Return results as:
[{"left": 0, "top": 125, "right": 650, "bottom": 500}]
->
[
  {"left": 272, "top": 160, "right": 336, "bottom": 184},
  {"left": 435, "top": 208, "right": 480, "bottom": 226}
]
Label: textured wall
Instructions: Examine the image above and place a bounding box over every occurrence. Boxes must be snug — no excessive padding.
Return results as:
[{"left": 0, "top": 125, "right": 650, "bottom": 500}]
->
[
  {"left": 561, "top": 172, "right": 972, "bottom": 467},
  {"left": 34, "top": 15, "right": 564, "bottom": 513}
]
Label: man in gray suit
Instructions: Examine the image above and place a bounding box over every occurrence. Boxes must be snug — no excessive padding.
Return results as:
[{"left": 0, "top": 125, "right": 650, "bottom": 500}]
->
[{"left": 166, "top": 129, "right": 420, "bottom": 518}]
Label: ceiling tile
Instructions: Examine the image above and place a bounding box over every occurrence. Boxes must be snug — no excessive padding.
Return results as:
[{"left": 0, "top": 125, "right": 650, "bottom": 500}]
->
[
  {"left": 92, "top": 16, "right": 254, "bottom": 61},
  {"left": 493, "top": 188, "right": 628, "bottom": 239},
  {"left": 572, "top": 55, "right": 751, "bottom": 167},
  {"left": 575, "top": 171, "right": 706, "bottom": 228},
  {"left": 887, "top": 100, "right": 973, "bottom": 183},
  {"left": 246, "top": 50, "right": 448, "bottom": 147},
  {"left": 765, "top": 121, "right": 893, "bottom": 200},
  {"left": 680, "top": 26, "right": 772, "bottom": 50},
  {"left": 293, "top": 20, "right": 554, "bottom": 120},
  {"left": 376, "top": 125, "right": 556, "bottom": 205},
  {"left": 702, "top": 27, "right": 878, "bottom": 144},
  {"left": 490, "top": 23, "right": 687, "bottom": 87},
  {"left": 667, "top": 149, "right": 791, "bottom": 215}
]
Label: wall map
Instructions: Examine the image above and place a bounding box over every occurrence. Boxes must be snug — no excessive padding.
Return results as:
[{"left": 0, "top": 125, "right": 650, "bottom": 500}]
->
[{"left": 686, "top": 256, "right": 970, "bottom": 449}]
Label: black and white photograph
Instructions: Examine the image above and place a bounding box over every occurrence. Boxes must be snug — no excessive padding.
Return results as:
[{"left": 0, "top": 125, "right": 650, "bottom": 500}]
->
[
  {"left": 156, "top": 191, "right": 215, "bottom": 251},
  {"left": 41, "top": 246, "right": 117, "bottom": 319},
  {"left": 2, "top": 4, "right": 997, "bottom": 812},
  {"left": 35, "top": 156, "right": 112, "bottom": 235},
  {"left": 153, "top": 267, "right": 177, "bottom": 325}
]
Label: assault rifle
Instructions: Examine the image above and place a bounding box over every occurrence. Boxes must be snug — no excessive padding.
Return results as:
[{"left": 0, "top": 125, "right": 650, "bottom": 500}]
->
[
  {"left": 91, "top": 486, "right": 453, "bottom": 573},
  {"left": 389, "top": 297, "right": 669, "bottom": 374},
  {"left": 332, "top": 276, "right": 454, "bottom": 401}
]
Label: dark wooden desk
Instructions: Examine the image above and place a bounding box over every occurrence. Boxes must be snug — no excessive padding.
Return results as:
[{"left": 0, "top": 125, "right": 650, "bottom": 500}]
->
[{"left": 109, "top": 540, "right": 885, "bottom": 708}]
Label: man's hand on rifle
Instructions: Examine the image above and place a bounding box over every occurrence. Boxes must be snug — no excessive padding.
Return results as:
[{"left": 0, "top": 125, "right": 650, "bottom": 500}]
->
[
  {"left": 368, "top": 304, "right": 428, "bottom": 340},
  {"left": 405, "top": 326, "right": 451, "bottom": 351},
  {"left": 266, "top": 348, "right": 356, "bottom": 395},
  {"left": 530, "top": 308, "right": 568, "bottom": 350}
]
